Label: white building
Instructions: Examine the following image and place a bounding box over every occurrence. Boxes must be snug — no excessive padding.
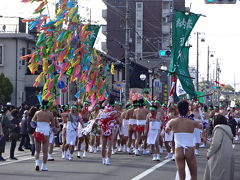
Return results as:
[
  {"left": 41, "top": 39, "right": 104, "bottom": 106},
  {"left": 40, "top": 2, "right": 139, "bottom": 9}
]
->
[{"left": 0, "top": 17, "right": 39, "bottom": 107}]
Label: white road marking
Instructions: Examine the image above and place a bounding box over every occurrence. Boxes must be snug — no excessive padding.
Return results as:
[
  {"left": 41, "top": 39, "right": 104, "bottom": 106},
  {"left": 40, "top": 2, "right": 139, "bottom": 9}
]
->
[
  {"left": 131, "top": 158, "right": 172, "bottom": 180},
  {"left": 233, "top": 144, "right": 235, "bottom": 149}
]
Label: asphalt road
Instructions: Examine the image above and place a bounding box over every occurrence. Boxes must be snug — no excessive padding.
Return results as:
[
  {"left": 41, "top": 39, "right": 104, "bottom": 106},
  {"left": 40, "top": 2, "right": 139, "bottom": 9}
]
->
[{"left": 0, "top": 142, "right": 239, "bottom": 180}]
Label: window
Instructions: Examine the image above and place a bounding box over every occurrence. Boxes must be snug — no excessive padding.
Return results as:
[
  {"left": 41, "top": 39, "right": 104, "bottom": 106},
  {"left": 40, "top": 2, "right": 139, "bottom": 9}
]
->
[
  {"left": 137, "top": 3, "right": 142, "bottom": 9},
  {"left": 0, "top": 46, "right": 3, "bottom": 65},
  {"left": 137, "top": 20, "right": 142, "bottom": 28},
  {"left": 21, "top": 48, "right": 26, "bottom": 65}
]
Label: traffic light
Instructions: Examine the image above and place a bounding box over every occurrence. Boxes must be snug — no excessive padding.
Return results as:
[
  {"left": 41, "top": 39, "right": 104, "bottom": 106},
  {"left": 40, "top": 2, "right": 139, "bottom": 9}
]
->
[
  {"left": 205, "top": 0, "right": 237, "bottom": 4},
  {"left": 159, "top": 50, "right": 171, "bottom": 57}
]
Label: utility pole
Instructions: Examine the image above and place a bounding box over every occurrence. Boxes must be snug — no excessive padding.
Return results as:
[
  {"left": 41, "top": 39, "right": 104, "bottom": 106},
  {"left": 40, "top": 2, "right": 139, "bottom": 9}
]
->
[
  {"left": 124, "top": 0, "right": 130, "bottom": 101},
  {"left": 207, "top": 46, "right": 210, "bottom": 83},
  {"left": 196, "top": 32, "right": 199, "bottom": 91}
]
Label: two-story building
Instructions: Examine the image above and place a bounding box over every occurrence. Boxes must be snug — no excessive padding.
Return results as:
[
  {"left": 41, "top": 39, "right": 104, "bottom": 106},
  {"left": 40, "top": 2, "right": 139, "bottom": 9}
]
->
[{"left": 0, "top": 17, "right": 40, "bottom": 106}]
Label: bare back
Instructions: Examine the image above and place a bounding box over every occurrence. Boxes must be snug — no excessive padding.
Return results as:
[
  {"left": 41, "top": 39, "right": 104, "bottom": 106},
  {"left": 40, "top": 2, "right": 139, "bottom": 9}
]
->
[
  {"left": 134, "top": 107, "right": 149, "bottom": 120},
  {"left": 33, "top": 110, "right": 54, "bottom": 123},
  {"left": 169, "top": 117, "right": 201, "bottom": 133},
  {"left": 126, "top": 108, "right": 135, "bottom": 119}
]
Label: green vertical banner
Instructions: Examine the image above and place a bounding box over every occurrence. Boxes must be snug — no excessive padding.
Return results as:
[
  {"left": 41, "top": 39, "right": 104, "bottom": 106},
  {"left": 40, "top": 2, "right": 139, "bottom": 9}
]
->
[
  {"left": 176, "top": 47, "right": 196, "bottom": 98},
  {"left": 85, "top": 25, "right": 100, "bottom": 49},
  {"left": 169, "top": 10, "right": 200, "bottom": 98},
  {"left": 196, "top": 91, "right": 205, "bottom": 104}
]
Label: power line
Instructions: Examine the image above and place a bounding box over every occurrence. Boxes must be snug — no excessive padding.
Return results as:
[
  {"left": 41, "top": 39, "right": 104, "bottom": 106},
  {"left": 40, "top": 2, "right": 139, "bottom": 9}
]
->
[{"left": 103, "top": 0, "right": 161, "bottom": 52}]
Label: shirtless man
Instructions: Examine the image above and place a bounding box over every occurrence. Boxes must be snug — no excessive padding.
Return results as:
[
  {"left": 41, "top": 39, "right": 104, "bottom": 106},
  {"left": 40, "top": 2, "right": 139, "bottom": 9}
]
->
[
  {"left": 112, "top": 101, "right": 122, "bottom": 154},
  {"left": 89, "top": 104, "right": 101, "bottom": 153},
  {"left": 152, "top": 101, "right": 164, "bottom": 154},
  {"left": 119, "top": 103, "right": 132, "bottom": 152},
  {"left": 146, "top": 105, "right": 162, "bottom": 161},
  {"left": 32, "top": 100, "right": 55, "bottom": 171},
  {"left": 64, "top": 105, "right": 82, "bottom": 160},
  {"left": 126, "top": 100, "right": 138, "bottom": 154},
  {"left": 166, "top": 100, "right": 202, "bottom": 180},
  {"left": 48, "top": 109, "right": 59, "bottom": 161},
  {"left": 191, "top": 103, "right": 202, "bottom": 155},
  {"left": 134, "top": 99, "right": 150, "bottom": 156},
  {"left": 77, "top": 102, "right": 91, "bottom": 158},
  {"left": 61, "top": 105, "right": 69, "bottom": 158}
]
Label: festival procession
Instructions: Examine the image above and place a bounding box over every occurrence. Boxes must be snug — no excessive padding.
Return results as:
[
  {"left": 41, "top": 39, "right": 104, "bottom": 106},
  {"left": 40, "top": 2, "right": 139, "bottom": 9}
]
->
[{"left": 0, "top": 0, "right": 239, "bottom": 180}]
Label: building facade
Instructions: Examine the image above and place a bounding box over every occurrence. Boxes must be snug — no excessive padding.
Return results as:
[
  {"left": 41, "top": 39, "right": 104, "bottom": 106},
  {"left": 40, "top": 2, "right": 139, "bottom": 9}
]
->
[
  {"left": 103, "top": 0, "right": 185, "bottom": 100},
  {"left": 0, "top": 17, "right": 39, "bottom": 106}
]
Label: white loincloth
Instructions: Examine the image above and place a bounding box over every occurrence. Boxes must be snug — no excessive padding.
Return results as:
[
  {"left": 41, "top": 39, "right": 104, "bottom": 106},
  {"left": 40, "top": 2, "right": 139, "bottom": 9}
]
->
[
  {"left": 66, "top": 121, "right": 78, "bottom": 145},
  {"left": 120, "top": 119, "right": 129, "bottom": 137},
  {"left": 66, "top": 129, "right": 77, "bottom": 145},
  {"left": 147, "top": 121, "right": 161, "bottom": 145},
  {"left": 35, "top": 122, "right": 50, "bottom": 136},
  {"left": 129, "top": 119, "right": 137, "bottom": 125},
  {"left": 49, "top": 128, "right": 54, "bottom": 144},
  {"left": 165, "top": 130, "right": 174, "bottom": 142},
  {"left": 193, "top": 128, "right": 201, "bottom": 144},
  {"left": 137, "top": 119, "right": 147, "bottom": 126}
]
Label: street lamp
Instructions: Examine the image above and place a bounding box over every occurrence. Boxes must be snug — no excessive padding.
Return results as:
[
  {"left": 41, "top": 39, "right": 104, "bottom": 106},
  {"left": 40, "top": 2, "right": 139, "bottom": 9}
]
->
[
  {"left": 140, "top": 74, "right": 147, "bottom": 81},
  {"left": 160, "top": 65, "right": 167, "bottom": 71}
]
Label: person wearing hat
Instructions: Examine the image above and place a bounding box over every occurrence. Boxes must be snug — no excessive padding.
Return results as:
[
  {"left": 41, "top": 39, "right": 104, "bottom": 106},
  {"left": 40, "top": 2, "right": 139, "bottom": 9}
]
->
[
  {"left": 64, "top": 105, "right": 82, "bottom": 160},
  {"left": 32, "top": 100, "right": 55, "bottom": 171},
  {"left": 126, "top": 100, "right": 138, "bottom": 154},
  {"left": 18, "top": 110, "right": 30, "bottom": 151},
  {"left": 9, "top": 109, "right": 21, "bottom": 160},
  {"left": 0, "top": 107, "right": 15, "bottom": 161},
  {"left": 146, "top": 105, "right": 162, "bottom": 161}
]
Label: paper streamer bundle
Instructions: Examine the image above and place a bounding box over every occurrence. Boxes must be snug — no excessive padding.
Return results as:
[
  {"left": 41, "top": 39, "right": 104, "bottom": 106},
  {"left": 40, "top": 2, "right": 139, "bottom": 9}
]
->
[{"left": 21, "top": 0, "right": 110, "bottom": 107}]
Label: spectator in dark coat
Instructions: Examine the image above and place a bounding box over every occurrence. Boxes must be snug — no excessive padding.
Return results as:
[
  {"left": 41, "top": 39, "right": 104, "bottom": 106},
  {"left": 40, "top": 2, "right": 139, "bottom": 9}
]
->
[
  {"left": 228, "top": 112, "right": 238, "bottom": 137},
  {"left": 0, "top": 107, "right": 15, "bottom": 161},
  {"left": 18, "top": 110, "right": 30, "bottom": 151},
  {"left": 27, "top": 107, "right": 38, "bottom": 156},
  {"left": 9, "top": 109, "right": 21, "bottom": 160}
]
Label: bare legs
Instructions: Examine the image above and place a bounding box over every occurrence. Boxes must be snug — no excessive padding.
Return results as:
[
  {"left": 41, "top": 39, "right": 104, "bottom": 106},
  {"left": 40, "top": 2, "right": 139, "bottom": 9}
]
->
[
  {"left": 101, "top": 135, "right": 112, "bottom": 165},
  {"left": 175, "top": 147, "right": 197, "bottom": 180},
  {"left": 35, "top": 136, "right": 49, "bottom": 170}
]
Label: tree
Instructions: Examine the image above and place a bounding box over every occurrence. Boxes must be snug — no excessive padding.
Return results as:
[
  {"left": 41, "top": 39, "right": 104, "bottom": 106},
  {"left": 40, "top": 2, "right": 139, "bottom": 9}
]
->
[
  {"left": 221, "top": 84, "right": 235, "bottom": 93},
  {"left": 0, "top": 73, "right": 13, "bottom": 104}
]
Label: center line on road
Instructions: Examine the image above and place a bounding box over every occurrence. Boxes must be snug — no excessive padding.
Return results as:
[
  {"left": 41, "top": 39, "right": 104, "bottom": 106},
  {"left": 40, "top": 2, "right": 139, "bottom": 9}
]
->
[
  {"left": 233, "top": 144, "right": 235, "bottom": 149},
  {"left": 131, "top": 158, "right": 172, "bottom": 180}
]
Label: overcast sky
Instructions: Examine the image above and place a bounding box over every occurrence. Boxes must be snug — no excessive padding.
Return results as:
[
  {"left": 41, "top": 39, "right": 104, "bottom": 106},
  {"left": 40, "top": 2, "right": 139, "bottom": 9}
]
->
[{"left": 1, "top": 0, "right": 240, "bottom": 89}]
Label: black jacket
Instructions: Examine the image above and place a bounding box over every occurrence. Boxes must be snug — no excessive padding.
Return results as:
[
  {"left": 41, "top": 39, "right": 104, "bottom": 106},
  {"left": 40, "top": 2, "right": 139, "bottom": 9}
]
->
[
  {"left": 9, "top": 117, "right": 20, "bottom": 134},
  {"left": 0, "top": 114, "right": 15, "bottom": 136}
]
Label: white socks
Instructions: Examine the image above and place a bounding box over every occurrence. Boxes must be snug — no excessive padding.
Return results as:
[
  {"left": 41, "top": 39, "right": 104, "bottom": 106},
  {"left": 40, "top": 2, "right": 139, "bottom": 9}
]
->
[{"left": 35, "top": 160, "right": 39, "bottom": 166}]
